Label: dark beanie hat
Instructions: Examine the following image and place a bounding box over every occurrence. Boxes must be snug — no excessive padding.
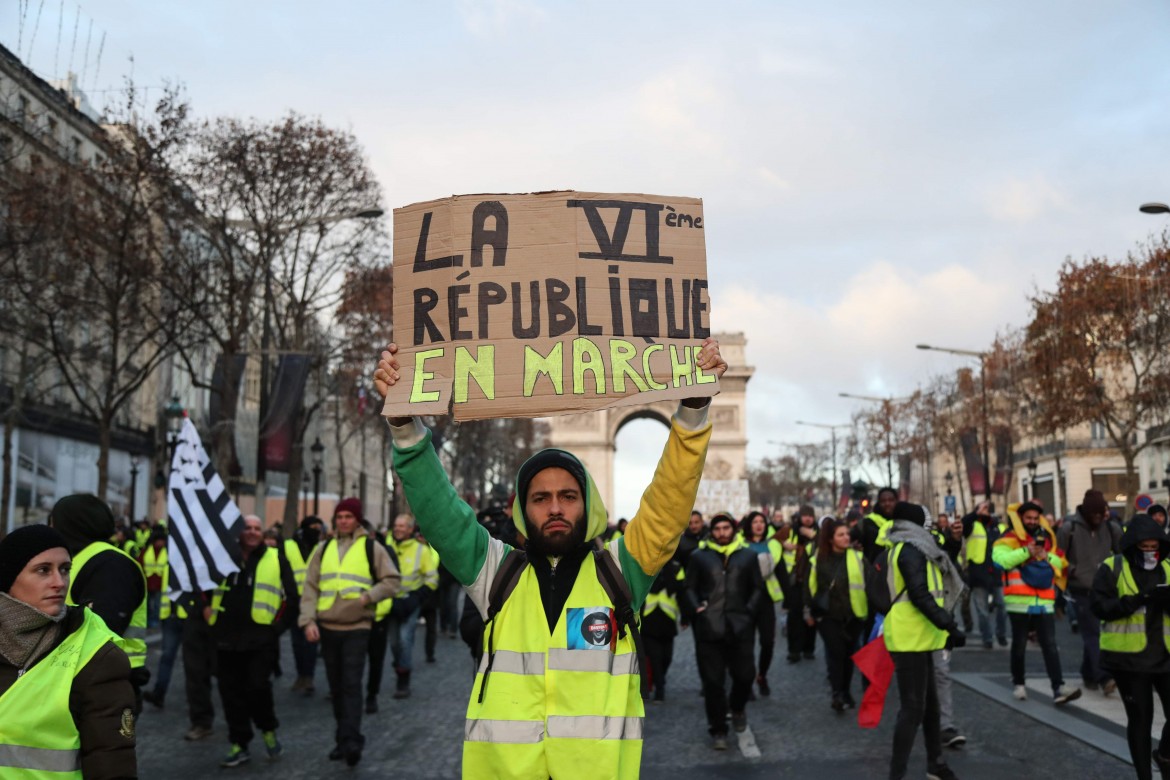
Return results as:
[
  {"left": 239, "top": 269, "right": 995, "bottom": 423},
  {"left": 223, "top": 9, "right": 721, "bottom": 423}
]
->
[
  {"left": 0, "top": 524, "right": 69, "bottom": 593},
  {"left": 1079, "top": 489, "right": 1109, "bottom": 518},
  {"left": 48, "top": 494, "right": 115, "bottom": 554},
  {"left": 1018, "top": 501, "right": 1045, "bottom": 517},
  {"left": 1150, "top": 504, "right": 1167, "bottom": 518},
  {"left": 300, "top": 515, "right": 323, "bottom": 531},
  {"left": 892, "top": 501, "right": 927, "bottom": 526},
  {"left": 334, "top": 498, "right": 363, "bottom": 521},
  {"left": 516, "top": 450, "right": 587, "bottom": 506},
  {"left": 710, "top": 513, "right": 737, "bottom": 531}
]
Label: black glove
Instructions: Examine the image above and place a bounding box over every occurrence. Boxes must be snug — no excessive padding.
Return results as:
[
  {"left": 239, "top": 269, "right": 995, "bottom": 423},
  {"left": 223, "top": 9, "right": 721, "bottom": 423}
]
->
[
  {"left": 949, "top": 629, "right": 966, "bottom": 649},
  {"left": 1147, "top": 586, "right": 1170, "bottom": 607},
  {"left": 1120, "top": 593, "right": 1150, "bottom": 613}
]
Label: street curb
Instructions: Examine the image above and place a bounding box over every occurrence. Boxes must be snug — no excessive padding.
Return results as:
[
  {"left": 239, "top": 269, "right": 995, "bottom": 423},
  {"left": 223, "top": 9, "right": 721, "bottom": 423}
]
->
[{"left": 951, "top": 672, "right": 1132, "bottom": 766}]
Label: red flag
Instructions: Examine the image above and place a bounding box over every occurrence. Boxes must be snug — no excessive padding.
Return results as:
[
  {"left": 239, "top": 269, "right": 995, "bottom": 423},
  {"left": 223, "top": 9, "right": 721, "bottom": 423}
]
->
[{"left": 852, "top": 635, "right": 895, "bottom": 728}]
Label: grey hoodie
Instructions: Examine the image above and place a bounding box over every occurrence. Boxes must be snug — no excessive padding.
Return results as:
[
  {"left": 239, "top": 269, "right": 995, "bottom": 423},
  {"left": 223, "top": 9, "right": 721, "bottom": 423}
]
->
[{"left": 1058, "top": 513, "right": 1122, "bottom": 593}]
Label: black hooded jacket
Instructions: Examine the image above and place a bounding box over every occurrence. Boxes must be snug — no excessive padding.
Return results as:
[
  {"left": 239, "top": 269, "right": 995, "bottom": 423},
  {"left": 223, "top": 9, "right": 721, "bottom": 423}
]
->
[
  {"left": 50, "top": 495, "right": 145, "bottom": 637},
  {"left": 681, "top": 541, "right": 765, "bottom": 642},
  {"left": 1091, "top": 515, "right": 1170, "bottom": 674}
]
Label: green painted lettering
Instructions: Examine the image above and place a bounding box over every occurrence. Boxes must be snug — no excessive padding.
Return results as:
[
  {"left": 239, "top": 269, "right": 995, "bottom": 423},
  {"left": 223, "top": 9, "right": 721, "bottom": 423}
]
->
[
  {"left": 454, "top": 345, "right": 496, "bottom": 403},
  {"left": 524, "top": 342, "right": 564, "bottom": 396},
  {"left": 573, "top": 338, "right": 605, "bottom": 395},
  {"left": 410, "top": 348, "right": 445, "bottom": 403},
  {"left": 609, "top": 339, "right": 650, "bottom": 394}
]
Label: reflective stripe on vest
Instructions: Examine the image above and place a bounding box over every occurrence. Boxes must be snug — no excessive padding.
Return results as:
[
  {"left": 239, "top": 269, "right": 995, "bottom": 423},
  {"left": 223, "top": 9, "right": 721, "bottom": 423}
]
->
[
  {"left": 393, "top": 539, "right": 425, "bottom": 593},
  {"left": 964, "top": 522, "right": 987, "bottom": 566},
  {"left": 67, "top": 542, "right": 148, "bottom": 669},
  {"left": 464, "top": 553, "right": 642, "bottom": 779},
  {"left": 641, "top": 590, "right": 679, "bottom": 622},
  {"left": 0, "top": 609, "right": 119, "bottom": 779},
  {"left": 884, "top": 543, "right": 947, "bottom": 653},
  {"left": 763, "top": 539, "right": 784, "bottom": 602},
  {"left": 284, "top": 539, "right": 309, "bottom": 594},
  {"left": 317, "top": 538, "right": 373, "bottom": 613},
  {"left": 208, "top": 547, "right": 283, "bottom": 626},
  {"left": 1003, "top": 566, "right": 1057, "bottom": 602},
  {"left": 1100, "top": 556, "right": 1170, "bottom": 654},
  {"left": 808, "top": 549, "right": 869, "bottom": 619}
]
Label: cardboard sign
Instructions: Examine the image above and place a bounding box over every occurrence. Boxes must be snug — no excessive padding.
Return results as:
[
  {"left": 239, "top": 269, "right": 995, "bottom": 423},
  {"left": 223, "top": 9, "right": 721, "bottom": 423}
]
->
[
  {"left": 692, "top": 479, "right": 751, "bottom": 520},
  {"left": 382, "top": 191, "right": 716, "bottom": 420}
]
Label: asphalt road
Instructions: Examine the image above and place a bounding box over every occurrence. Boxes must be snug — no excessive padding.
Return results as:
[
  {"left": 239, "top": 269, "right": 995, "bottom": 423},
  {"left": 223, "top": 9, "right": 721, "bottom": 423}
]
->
[{"left": 136, "top": 601, "right": 1133, "bottom": 779}]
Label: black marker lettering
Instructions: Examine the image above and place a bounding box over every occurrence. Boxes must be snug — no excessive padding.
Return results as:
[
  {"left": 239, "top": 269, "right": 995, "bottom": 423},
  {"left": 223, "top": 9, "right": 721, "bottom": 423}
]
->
[
  {"left": 413, "top": 287, "right": 443, "bottom": 345},
  {"left": 629, "top": 278, "right": 660, "bottom": 338},
  {"left": 477, "top": 281, "right": 507, "bottom": 339},
  {"left": 413, "top": 211, "right": 463, "bottom": 272},
  {"left": 470, "top": 201, "right": 509, "bottom": 268},
  {"left": 512, "top": 280, "right": 541, "bottom": 339},
  {"left": 575, "top": 277, "right": 602, "bottom": 336},
  {"left": 546, "top": 278, "right": 576, "bottom": 338}
]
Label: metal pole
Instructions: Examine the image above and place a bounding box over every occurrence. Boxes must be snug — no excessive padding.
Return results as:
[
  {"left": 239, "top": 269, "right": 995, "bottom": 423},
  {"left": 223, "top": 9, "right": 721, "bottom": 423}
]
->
[
  {"left": 128, "top": 464, "right": 139, "bottom": 523},
  {"left": 830, "top": 428, "right": 839, "bottom": 505},
  {"left": 313, "top": 465, "right": 321, "bottom": 516},
  {"left": 255, "top": 266, "right": 273, "bottom": 522},
  {"left": 980, "top": 355, "right": 992, "bottom": 501},
  {"left": 885, "top": 401, "right": 893, "bottom": 486}
]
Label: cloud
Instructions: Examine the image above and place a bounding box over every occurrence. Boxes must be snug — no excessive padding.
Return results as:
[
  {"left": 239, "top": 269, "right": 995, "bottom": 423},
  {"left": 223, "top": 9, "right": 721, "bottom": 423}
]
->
[
  {"left": 982, "top": 175, "right": 1071, "bottom": 223},
  {"left": 457, "top": 0, "right": 547, "bottom": 37}
]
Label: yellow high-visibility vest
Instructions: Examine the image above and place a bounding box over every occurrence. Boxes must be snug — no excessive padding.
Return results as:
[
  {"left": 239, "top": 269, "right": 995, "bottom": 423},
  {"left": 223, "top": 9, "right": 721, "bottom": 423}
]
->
[
  {"left": 209, "top": 547, "right": 283, "bottom": 626},
  {"left": 283, "top": 538, "right": 311, "bottom": 595},
  {"left": 67, "top": 542, "right": 148, "bottom": 669},
  {"left": 884, "top": 543, "right": 947, "bottom": 653},
  {"left": 465, "top": 553, "right": 642, "bottom": 779},
  {"left": 809, "top": 549, "right": 869, "bottom": 619},
  {"left": 142, "top": 545, "right": 167, "bottom": 580},
  {"left": 1100, "top": 555, "right": 1170, "bottom": 654},
  {"left": 0, "top": 608, "right": 120, "bottom": 779},
  {"left": 316, "top": 537, "right": 374, "bottom": 614}
]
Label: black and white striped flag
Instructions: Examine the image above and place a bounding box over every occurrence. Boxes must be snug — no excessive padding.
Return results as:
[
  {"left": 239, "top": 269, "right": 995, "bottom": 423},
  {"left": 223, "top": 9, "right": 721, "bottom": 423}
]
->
[{"left": 167, "top": 418, "right": 242, "bottom": 596}]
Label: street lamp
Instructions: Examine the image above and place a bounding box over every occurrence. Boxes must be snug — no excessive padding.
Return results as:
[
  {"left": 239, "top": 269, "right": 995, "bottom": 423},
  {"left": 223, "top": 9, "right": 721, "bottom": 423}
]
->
[
  {"left": 129, "top": 455, "right": 140, "bottom": 524},
  {"left": 164, "top": 394, "right": 185, "bottom": 460},
  {"left": 310, "top": 437, "right": 325, "bottom": 516},
  {"left": 1027, "top": 459, "right": 1038, "bottom": 500},
  {"left": 944, "top": 469, "right": 954, "bottom": 495},
  {"left": 1140, "top": 203, "right": 1170, "bottom": 215},
  {"left": 795, "top": 420, "right": 848, "bottom": 506},
  {"left": 839, "top": 392, "right": 910, "bottom": 487},
  {"left": 249, "top": 207, "right": 383, "bottom": 522},
  {"left": 917, "top": 344, "right": 992, "bottom": 501}
]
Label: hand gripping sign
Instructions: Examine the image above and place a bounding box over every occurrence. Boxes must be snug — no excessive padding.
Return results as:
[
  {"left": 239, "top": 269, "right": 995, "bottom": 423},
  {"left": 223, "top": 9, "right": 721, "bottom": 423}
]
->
[{"left": 382, "top": 191, "right": 718, "bottom": 420}]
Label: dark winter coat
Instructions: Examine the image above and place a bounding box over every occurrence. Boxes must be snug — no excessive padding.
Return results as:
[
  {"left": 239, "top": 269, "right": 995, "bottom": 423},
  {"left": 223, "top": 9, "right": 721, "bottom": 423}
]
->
[
  {"left": 681, "top": 542, "right": 765, "bottom": 642},
  {"left": 1091, "top": 515, "right": 1170, "bottom": 674}
]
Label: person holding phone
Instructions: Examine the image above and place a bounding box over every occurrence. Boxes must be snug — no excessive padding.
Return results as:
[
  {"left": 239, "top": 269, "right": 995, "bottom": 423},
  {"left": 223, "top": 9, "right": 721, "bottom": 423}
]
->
[{"left": 1091, "top": 514, "right": 1170, "bottom": 780}]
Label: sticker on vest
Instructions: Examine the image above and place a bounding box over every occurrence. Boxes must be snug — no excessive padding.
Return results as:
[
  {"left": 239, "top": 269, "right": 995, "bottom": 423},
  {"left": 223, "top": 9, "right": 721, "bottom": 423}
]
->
[{"left": 567, "top": 607, "right": 615, "bottom": 650}]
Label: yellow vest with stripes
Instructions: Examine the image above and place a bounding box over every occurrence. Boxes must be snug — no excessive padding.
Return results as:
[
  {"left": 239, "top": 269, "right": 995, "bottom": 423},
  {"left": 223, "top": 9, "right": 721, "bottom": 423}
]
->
[
  {"left": 1100, "top": 556, "right": 1170, "bottom": 654},
  {"left": 208, "top": 547, "right": 283, "bottom": 626},
  {"left": 465, "top": 553, "right": 642, "bottom": 780},
  {"left": 642, "top": 567, "right": 684, "bottom": 622},
  {"left": 0, "top": 608, "right": 119, "bottom": 779},
  {"left": 317, "top": 537, "right": 374, "bottom": 613},
  {"left": 67, "top": 542, "right": 148, "bottom": 669},
  {"left": 884, "top": 543, "right": 948, "bottom": 652},
  {"left": 763, "top": 538, "right": 784, "bottom": 603},
  {"left": 283, "top": 539, "right": 311, "bottom": 595},
  {"left": 142, "top": 546, "right": 167, "bottom": 580},
  {"left": 809, "top": 549, "right": 869, "bottom": 619}
]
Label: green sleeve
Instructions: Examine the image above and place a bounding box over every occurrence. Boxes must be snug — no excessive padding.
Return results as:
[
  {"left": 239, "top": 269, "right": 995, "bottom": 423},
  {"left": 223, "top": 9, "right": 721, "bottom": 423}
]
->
[
  {"left": 616, "top": 538, "right": 656, "bottom": 611},
  {"left": 392, "top": 428, "right": 495, "bottom": 587},
  {"left": 992, "top": 543, "right": 1029, "bottom": 571}
]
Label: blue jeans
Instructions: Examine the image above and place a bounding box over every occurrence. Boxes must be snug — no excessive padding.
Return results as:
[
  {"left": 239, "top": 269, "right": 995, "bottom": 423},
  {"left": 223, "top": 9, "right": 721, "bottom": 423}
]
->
[
  {"left": 1070, "top": 590, "right": 1110, "bottom": 686},
  {"left": 152, "top": 616, "right": 183, "bottom": 697},
  {"left": 147, "top": 591, "right": 162, "bottom": 628},
  {"left": 971, "top": 586, "right": 1007, "bottom": 645},
  {"left": 387, "top": 603, "right": 421, "bottom": 672}
]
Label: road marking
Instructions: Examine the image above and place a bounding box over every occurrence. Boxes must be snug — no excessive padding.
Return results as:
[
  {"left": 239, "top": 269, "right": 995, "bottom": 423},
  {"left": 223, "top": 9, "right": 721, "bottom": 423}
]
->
[{"left": 736, "top": 725, "right": 761, "bottom": 758}]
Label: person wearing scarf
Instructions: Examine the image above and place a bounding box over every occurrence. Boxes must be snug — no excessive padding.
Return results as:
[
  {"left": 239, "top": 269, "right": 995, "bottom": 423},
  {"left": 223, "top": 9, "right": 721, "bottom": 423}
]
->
[
  {"left": 0, "top": 524, "right": 137, "bottom": 779},
  {"left": 1091, "top": 514, "right": 1170, "bottom": 780},
  {"left": 883, "top": 502, "right": 963, "bottom": 780},
  {"left": 681, "top": 513, "right": 766, "bottom": 750}
]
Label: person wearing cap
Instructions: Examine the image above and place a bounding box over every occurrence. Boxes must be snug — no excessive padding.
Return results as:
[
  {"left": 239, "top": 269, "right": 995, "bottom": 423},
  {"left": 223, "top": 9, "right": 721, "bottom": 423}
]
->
[
  {"left": 48, "top": 494, "right": 150, "bottom": 708},
  {"left": 684, "top": 513, "right": 765, "bottom": 748},
  {"left": 993, "top": 501, "right": 1081, "bottom": 706},
  {"left": 0, "top": 524, "right": 138, "bottom": 779},
  {"left": 1058, "top": 489, "right": 1123, "bottom": 696},
  {"left": 286, "top": 516, "right": 324, "bottom": 695},
  {"left": 373, "top": 337, "right": 726, "bottom": 780},
  {"left": 883, "top": 502, "right": 966, "bottom": 780},
  {"left": 299, "top": 497, "right": 400, "bottom": 767},
  {"left": 1091, "top": 513, "right": 1170, "bottom": 780}
]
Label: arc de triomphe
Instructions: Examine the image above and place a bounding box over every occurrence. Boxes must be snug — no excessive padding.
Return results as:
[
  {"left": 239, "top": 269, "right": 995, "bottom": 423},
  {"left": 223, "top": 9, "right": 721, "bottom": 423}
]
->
[{"left": 544, "top": 332, "right": 753, "bottom": 515}]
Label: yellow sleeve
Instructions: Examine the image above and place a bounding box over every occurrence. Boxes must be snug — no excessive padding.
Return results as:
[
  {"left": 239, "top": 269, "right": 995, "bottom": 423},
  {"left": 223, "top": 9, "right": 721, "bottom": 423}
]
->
[{"left": 623, "top": 413, "right": 712, "bottom": 577}]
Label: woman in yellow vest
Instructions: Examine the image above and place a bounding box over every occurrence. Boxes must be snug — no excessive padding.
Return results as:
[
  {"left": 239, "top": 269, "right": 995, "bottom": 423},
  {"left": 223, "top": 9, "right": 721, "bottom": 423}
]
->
[
  {"left": 0, "top": 524, "right": 137, "bottom": 779},
  {"left": 1091, "top": 514, "right": 1170, "bottom": 780},
  {"left": 805, "top": 518, "right": 870, "bottom": 712}
]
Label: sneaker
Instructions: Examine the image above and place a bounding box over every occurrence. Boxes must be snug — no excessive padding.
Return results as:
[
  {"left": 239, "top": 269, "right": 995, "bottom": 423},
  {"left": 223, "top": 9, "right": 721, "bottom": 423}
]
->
[
  {"left": 941, "top": 727, "right": 967, "bottom": 748},
  {"left": 184, "top": 725, "right": 213, "bottom": 741},
  {"left": 1013, "top": 685, "right": 1027, "bottom": 701},
  {"left": 220, "top": 745, "right": 250, "bottom": 768},
  {"left": 927, "top": 763, "right": 959, "bottom": 780},
  {"left": 1054, "top": 684, "right": 1082, "bottom": 706},
  {"left": 711, "top": 733, "right": 729, "bottom": 751},
  {"left": 731, "top": 711, "right": 747, "bottom": 733},
  {"left": 831, "top": 695, "right": 845, "bottom": 712},
  {"left": 756, "top": 675, "right": 771, "bottom": 697},
  {"left": 262, "top": 731, "right": 282, "bottom": 759},
  {"left": 997, "top": 636, "right": 1008, "bottom": 647},
  {"left": 1102, "top": 678, "right": 1118, "bottom": 696}
]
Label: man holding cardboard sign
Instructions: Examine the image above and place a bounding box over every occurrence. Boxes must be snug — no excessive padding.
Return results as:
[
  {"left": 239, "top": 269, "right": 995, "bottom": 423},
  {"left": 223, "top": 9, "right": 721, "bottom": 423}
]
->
[{"left": 373, "top": 332, "right": 725, "bottom": 779}]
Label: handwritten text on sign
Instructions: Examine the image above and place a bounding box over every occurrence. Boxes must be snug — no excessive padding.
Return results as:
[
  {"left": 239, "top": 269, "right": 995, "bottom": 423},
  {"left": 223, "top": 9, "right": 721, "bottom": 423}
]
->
[{"left": 382, "top": 191, "right": 716, "bottom": 420}]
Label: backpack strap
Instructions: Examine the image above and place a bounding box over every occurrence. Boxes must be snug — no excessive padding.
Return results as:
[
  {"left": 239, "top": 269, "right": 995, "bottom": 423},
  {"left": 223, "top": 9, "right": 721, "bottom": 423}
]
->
[
  {"left": 593, "top": 548, "right": 649, "bottom": 697},
  {"left": 477, "top": 548, "right": 529, "bottom": 703}
]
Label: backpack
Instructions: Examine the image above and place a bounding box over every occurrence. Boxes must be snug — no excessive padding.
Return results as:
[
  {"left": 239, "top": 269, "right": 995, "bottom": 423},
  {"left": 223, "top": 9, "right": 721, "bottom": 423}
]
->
[
  {"left": 865, "top": 547, "right": 906, "bottom": 616},
  {"left": 476, "top": 547, "right": 647, "bottom": 703}
]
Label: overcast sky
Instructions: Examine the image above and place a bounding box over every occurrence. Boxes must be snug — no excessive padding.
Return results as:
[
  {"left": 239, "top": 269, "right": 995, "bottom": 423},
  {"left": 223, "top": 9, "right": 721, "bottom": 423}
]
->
[{"left": 6, "top": 1, "right": 1169, "bottom": 518}]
